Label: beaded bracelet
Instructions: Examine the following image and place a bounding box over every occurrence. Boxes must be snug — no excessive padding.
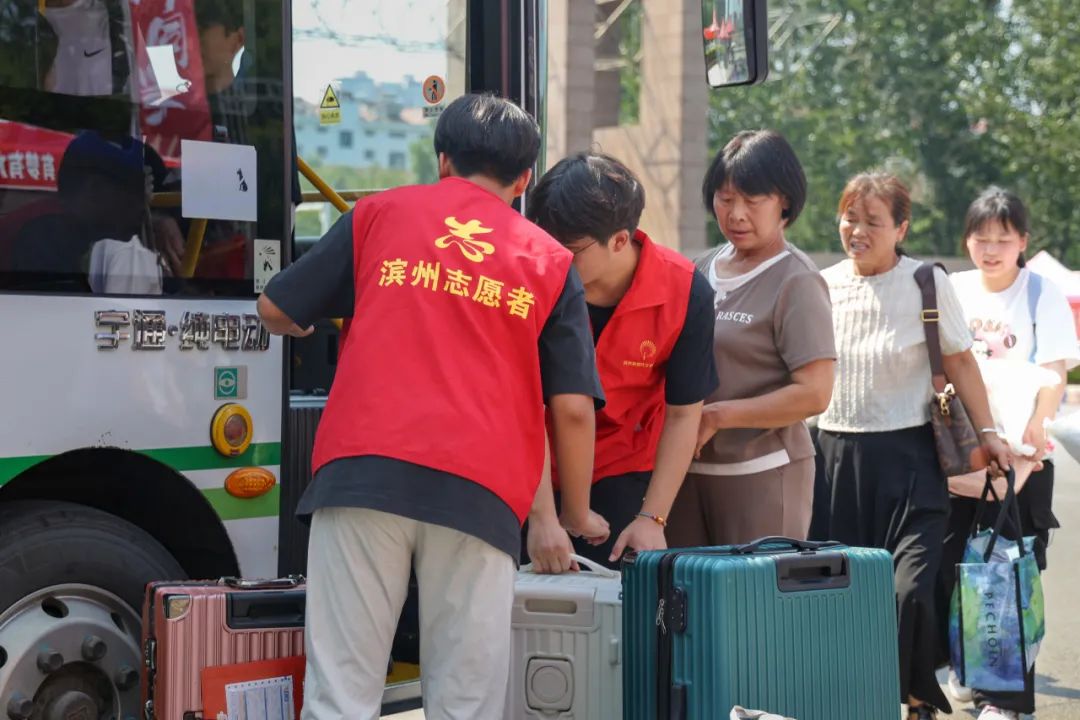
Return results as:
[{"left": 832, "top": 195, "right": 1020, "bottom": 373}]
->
[{"left": 636, "top": 511, "right": 667, "bottom": 527}]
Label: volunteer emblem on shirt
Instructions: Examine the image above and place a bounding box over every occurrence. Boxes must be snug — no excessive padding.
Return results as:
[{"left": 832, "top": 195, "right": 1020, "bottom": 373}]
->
[
  {"left": 435, "top": 217, "right": 495, "bottom": 263},
  {"left": 624, "top": 340, "right": 658, "bottom": 369}
]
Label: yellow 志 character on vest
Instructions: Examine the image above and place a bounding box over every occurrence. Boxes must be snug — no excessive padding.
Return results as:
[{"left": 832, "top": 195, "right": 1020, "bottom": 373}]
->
[{"left": 436, "top": 217, "right": 496, "bottom": 262}]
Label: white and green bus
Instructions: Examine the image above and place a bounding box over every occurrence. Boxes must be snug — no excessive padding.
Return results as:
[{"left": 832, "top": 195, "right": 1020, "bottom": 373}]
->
[{"left": 0, "top": 0, "right": 760, "bottom": 715}]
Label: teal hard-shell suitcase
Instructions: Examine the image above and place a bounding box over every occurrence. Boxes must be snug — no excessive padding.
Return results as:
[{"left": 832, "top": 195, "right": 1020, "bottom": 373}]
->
[{"left": 622, "top": 538, "right": 901, "bottom": 720}]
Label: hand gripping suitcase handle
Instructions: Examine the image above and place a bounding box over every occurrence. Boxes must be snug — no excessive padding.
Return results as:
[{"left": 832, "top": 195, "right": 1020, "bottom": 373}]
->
[
  {"left": 521, "top": 554, "right": 619, "bottom": 578},
  {"left": 731, "top": 536, "right": 842, "bottom": 555}
]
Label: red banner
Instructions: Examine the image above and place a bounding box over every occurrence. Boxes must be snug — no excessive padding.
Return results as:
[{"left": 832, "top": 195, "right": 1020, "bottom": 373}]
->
[
  {"left": 0, "top": 121, "right": 72, "bottom": 191},
  {"left": 130, "top": 0, "right": 212, "bottom": 164}
]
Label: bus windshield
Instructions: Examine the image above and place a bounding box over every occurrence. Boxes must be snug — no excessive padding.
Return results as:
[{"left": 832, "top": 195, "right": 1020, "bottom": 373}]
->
[
  {"left": 291, "top": 0, "right": 466, "bottom": 247},
  {"left": 0, "top": 0, "right": 288, "bottom": 297}
]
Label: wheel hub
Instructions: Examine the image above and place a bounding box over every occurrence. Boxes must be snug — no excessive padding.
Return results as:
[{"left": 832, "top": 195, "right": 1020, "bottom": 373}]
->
[
  {"left": 44, "top": 690, "right": 96, "bottom": 720},
  {"left": 0, "top": 585, "right": 141, "bottom": 720}
]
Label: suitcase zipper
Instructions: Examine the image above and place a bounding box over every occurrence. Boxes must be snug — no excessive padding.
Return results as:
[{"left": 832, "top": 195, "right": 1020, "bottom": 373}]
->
[
  {"left": 657, "top": 550, "right": 713, "bottom": 719},
  {"left": 656, "top": 551, "right": 687, "bottom": 720}
]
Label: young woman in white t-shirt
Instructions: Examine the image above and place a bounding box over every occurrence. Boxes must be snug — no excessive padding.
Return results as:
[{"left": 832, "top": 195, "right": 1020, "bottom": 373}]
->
[{"left": 939, "top": 187, "right": 1079, "bottom": 720}]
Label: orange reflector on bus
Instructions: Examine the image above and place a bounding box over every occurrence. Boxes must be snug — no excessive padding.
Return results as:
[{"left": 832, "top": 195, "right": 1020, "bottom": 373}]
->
[
  {"left": 210, "top": 403, "right": 253, "bottom": 457},
  {"left": 224, "top": 467, "right": 277, "bottom": 499}
]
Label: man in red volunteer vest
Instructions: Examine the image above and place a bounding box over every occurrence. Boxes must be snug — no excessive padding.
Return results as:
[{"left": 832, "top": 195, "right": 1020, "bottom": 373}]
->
[
  {"left": 257, "top": 95, "right": 609, "bottom": 719},
  {"left": 524, "top": 153, "right": 718, "bottom": 571}
]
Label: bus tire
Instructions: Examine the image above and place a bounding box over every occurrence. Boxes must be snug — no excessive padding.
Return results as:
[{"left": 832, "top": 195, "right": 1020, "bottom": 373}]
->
[{"left": 0, "top": 500, "right": 186, "bottom": 718}]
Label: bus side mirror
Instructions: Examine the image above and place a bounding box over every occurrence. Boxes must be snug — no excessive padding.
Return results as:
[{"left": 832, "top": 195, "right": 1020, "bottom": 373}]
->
[{"left": 701, "top": 0, "right": 768, "bottom": 88}]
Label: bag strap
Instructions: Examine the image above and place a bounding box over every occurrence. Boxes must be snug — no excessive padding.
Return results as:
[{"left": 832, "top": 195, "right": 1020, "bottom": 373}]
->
[
  {"left": 981, "top": 469, "right": 1027, "bottom": 562},
  {"left": 914, "top": 262, "right": 948, "bottom": 393},
  {"left": 969, "top": 472, "right": 1003, "bottom": 539},
  {"left": 1027, "top": 271, "right": 1042, "bottom": 363}
]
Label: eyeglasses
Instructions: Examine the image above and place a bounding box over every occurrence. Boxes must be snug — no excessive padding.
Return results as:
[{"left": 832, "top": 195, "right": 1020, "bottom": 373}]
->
[{"left": 570, "top": 240, "right": 599, "bottom": 256}]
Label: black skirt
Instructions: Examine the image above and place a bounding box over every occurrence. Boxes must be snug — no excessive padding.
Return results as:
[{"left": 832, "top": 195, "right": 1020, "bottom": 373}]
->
[{"left": 818, "top": 424, "right": 952, "bottom": 712}]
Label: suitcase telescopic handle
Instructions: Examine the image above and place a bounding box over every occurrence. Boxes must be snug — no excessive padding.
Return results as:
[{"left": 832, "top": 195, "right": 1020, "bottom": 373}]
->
[
  {"left": 731, "top": 536, "right": 842, "bottom": 555},
  {"left": 220, "top": 575, "right": 304, "bottom": 590},
  {"left": 521, "top": 554, "right": 619, "bottom": 578}
]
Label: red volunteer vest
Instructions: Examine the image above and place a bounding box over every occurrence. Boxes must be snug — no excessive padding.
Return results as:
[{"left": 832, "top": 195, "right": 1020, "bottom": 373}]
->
[
  {"left": 556, "top": 231, "right": 694, "bottom": 483},
  {"left": 312, "top": 177, "right": 572, "bottom": 522}
]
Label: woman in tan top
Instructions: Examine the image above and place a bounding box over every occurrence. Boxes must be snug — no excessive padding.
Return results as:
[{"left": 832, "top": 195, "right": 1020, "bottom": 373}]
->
[
  {"left": 666, "top": 130, "right": 836, "bottom": 548},
  {"left": 815, "top": 172, "right": 1011, "bottom": 720}
]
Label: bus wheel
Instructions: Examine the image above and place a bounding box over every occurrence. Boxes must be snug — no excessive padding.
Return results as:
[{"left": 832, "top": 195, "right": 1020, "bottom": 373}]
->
[{"left": 0, "top": 501, "right": 185, "bottom": 720}]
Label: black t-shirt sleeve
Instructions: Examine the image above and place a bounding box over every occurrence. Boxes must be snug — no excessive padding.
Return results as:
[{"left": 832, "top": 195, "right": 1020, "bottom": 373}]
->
[
  {"left": 665, "top": 269, "right": 719, "bottom": 405},
  {"left": 262, "top": 210, "right": 355, "bottom": 328},
  {"left": 538, "top": 265, "right": 606, "bottom": 408}
]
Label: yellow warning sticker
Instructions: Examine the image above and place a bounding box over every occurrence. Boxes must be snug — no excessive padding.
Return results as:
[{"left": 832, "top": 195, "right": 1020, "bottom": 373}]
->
[{"left": 319, "top": 85, "right": 341, "bottom": 125}]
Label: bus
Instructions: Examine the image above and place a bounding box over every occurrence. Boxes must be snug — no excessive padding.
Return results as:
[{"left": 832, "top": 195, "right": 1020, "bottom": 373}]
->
[{"left": 0, "top": 0, "right": 761, "bottom": 715}]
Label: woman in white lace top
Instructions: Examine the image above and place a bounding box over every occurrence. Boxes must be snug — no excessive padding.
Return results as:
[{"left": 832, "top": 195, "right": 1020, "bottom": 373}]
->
[{"left": 814, "top": 172, "right": 1010, "bottom": 720}]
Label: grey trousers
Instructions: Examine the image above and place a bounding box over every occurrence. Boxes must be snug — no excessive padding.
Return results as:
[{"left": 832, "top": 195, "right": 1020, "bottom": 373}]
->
[{"left": 666, "top": 457, "right": 815, "bottom": 547}]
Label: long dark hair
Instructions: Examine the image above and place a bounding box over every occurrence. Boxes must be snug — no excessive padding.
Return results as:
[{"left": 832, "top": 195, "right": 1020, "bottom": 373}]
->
[{"left": 964, "top": 187, "right": 1030, "bottom": 268}]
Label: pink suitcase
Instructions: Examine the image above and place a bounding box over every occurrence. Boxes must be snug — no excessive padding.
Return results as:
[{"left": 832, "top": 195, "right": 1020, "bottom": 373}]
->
[{"left": 141, "top": 577, "right": 306, "bottom": 720}]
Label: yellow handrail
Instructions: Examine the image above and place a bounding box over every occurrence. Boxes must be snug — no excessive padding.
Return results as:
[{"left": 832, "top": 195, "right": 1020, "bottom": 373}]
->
[
  {"left": 300, "top": 190, "right": 381, "bottom": 204},
  {"left": 150, "top": 189, "right": 380, "bottom": 209},
  {"left": 296, "top": 157, "right": 351, "bottom": 213},
  {"left": 180, "top": 218, "right": 208, "bottom": 279}
]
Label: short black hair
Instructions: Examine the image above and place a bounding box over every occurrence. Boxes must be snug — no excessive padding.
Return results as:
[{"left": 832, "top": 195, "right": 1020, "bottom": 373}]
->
[
  {"left": 196, "top": 0, "right": 244, "bottom": 32},
  {"left": 527, "top": 152, "right": 645, "bottom": 245},
  {"left": 701, "top": 129, "right": 807, "bottom": 226},
  {"left": 433, "top": 94, "right": 540, "bottom": 186},
  {"left": 964, "top": 186, "right": 1030, "bottom": 267}
]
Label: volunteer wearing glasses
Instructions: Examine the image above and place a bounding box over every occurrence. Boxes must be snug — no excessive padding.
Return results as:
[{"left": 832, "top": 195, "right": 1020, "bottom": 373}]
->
[{"left": 525, "top": 152, "right": 718, "bottom": 571}]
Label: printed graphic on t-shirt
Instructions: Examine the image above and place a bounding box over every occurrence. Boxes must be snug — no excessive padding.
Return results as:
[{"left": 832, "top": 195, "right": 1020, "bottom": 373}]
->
[
  {"left": 968, "top": 317, "right": 1017, "bottom": 360},
  {"left": 716, "top": 310, "right": 754, "bottom": 325}
]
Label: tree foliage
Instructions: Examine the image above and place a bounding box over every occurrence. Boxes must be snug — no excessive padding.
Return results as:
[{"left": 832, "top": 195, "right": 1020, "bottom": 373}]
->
[{"left": 705, "top": 0, "right": 1080, "bottom": 264}]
